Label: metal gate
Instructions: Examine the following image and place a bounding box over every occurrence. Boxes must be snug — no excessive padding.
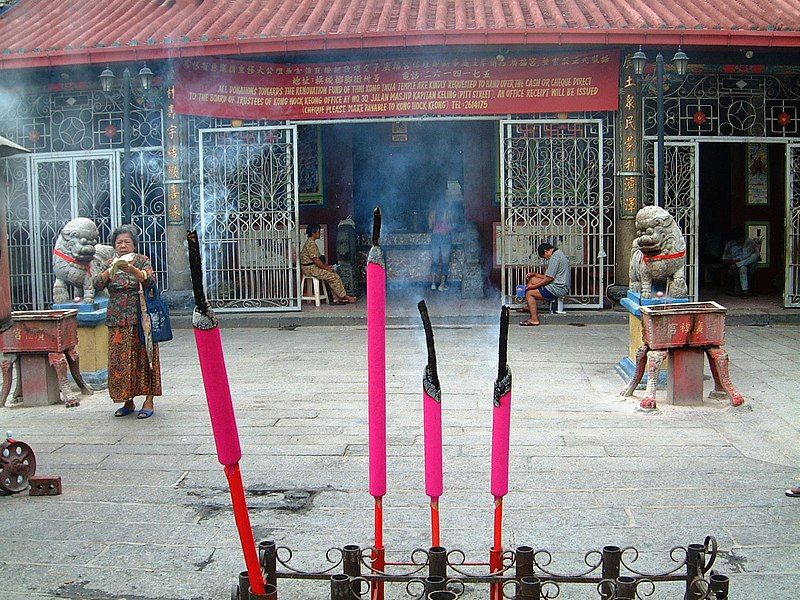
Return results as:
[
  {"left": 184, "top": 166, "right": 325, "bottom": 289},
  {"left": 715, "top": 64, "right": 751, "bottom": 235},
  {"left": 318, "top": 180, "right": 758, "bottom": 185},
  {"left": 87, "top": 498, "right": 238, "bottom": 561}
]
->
[
  {"left": 23, "top": 153, "right": 118, "bottom": 308},
  {"left": 500, "top": 119, "right": 605, "bottom": 308},
  {"left": 786, "top": 143, "right": 800, "bottom": 307},
  {"left": 198, "top": 126, "right": 300, "bottom": 311},
  {"left": 647, "top": 141, "right": 699, "bottom": 299}
]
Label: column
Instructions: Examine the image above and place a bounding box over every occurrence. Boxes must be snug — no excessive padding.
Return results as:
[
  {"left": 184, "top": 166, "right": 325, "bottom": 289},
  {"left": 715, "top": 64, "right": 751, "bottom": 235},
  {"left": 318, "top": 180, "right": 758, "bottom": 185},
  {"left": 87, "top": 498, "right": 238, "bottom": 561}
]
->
[
  {"left": 162, "top": 69, "right": 193, "bottom": 304},
  {"left": 614, "top": 52, "right": 643, "bottom": 286}
]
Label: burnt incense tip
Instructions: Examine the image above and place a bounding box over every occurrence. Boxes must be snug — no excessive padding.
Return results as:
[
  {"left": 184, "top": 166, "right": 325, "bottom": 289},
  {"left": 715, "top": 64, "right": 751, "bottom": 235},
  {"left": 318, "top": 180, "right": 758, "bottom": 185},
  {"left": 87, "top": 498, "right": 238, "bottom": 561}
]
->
[
  {"left": 186, "top": 230, "right": 212, "bottom": 321},
  {"left": 497, "top": 305, "right": 510, "bottom": 382},
  {"left": 500, "top": 304, "right": 510, "bottom": 328},
  {"left": 418, "top": 300, "right": 440, "bottom": 392},
  {"left": 417, "top": 299, "right": 429, "bottom": 320},
  {"left": 372, "top": 206, "right": 382, "bottom": 246}
]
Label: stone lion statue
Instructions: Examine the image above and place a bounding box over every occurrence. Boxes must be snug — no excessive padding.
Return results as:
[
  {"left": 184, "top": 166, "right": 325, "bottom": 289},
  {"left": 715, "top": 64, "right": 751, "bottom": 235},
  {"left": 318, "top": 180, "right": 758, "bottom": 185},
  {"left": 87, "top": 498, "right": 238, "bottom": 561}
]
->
[
  {"left": 629, "top": 205, "right": 688, "bottom": 298},
  {"left": 52, "top": 217, "right": 115, "bottom": 304}
]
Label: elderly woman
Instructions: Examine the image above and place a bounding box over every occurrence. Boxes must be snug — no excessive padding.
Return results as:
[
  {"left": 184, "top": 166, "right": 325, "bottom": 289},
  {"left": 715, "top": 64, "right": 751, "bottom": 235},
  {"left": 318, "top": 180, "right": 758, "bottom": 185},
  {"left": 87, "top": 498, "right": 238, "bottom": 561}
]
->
[
  {"left": 93, "top": 225, "right": 162, "bottom": 419},
  {"left": 300, "top": 224, "right": 356, "bottom": 304}
]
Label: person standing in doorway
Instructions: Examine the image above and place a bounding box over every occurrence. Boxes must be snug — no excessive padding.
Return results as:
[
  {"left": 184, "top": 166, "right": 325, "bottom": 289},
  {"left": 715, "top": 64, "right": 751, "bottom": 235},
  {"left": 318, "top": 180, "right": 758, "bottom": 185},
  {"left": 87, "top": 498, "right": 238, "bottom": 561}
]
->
[
  {"left": 429, "top": 200, "right": 454, "bottom": 291},
  {"left": 520, "top": 242, "right": 570, "bottom": 327}
]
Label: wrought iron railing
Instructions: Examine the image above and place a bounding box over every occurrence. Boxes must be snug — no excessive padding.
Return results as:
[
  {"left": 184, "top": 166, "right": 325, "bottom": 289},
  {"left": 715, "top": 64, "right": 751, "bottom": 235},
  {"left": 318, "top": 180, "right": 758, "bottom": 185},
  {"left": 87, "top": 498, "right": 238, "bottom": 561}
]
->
[{"left": 230, "top": 536, "right": 730, "bottom": 599}]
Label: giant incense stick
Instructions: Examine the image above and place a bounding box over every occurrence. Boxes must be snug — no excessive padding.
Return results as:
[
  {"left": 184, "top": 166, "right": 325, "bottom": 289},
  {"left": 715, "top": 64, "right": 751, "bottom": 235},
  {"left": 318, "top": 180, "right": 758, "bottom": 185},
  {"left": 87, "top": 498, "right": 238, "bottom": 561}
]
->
[
  {"left": 418, "top": 300, "right": 443, "bottom": 547},
  {"left": 367, "top": 207, "right": 386, "bottom": 600},
  {"left": 490, "top": 306, "right": 512, "bottom": 600},
  {"left": 187, "top": 231, "right": 266, "bottom": 597}
]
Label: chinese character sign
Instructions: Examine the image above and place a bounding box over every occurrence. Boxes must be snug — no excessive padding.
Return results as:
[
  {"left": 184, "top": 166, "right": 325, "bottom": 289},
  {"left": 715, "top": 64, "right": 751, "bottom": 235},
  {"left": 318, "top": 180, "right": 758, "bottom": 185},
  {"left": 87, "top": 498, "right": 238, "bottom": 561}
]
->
[
  {"left": 619, "top": 53, "right": 641, "bottom": 220},
  {"left": 164, "top": 79, "right": 185, "bottom": 225},
  {"left": 174, "top": 52, "right": 620, "bottom": 121}
]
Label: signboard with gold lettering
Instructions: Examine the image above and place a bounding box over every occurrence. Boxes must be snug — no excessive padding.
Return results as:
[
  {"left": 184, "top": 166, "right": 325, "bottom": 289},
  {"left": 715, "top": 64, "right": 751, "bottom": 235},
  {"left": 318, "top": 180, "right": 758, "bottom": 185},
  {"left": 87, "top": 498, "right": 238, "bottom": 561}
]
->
[
  {"left": 175, "top": 52, "right": 619, "bottom": 121},
  {"left": 164, "top": 80, "right": 185, "bottom": 225},
  {"left": 618, "top": 53, "right": 641, "bottom": 220}
]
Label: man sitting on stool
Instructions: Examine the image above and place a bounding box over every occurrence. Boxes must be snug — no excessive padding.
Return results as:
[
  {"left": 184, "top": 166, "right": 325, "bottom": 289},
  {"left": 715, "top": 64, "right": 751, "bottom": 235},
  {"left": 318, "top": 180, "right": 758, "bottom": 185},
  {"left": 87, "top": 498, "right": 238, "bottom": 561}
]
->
[
  {"left": 520, "top": 242, "right": 570, "bottom": 327},
  {"left": 722, "top": 227, "right": 761, "bottom": 298}
]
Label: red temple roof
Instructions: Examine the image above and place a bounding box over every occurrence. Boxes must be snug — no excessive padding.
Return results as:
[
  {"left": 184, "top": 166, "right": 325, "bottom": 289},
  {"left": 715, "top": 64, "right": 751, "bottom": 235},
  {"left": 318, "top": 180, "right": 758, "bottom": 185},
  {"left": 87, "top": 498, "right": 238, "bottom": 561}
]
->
[{"left": 2, "top": 0, "right": 800, "bottom": 69}]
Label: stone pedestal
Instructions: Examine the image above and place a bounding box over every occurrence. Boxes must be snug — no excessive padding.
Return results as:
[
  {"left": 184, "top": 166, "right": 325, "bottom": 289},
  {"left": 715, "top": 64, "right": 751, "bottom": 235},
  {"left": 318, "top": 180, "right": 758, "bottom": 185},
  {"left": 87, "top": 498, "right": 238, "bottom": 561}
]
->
[
  {"left": 52, "top": 297, "right": 108, "bottom": 389},
  {"left": 667, "top": 348, "right": 705, "bottom": 406},
  {"left": 616, "top": 289, "right": 689, "bottom": 388},
  {"left": 18, "top": 355, "right": 61, "bottom": 406}
]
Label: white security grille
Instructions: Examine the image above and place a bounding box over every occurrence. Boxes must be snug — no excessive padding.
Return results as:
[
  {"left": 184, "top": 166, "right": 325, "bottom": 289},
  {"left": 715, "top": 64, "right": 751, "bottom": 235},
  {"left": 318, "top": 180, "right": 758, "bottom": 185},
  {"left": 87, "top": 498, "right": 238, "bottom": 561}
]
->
[
  {"left": 500, "top": 119, "right": 605, "bottom": 308},
  {"left": 786, "top": 143, "right": 800, "bottom": 308},
  {"left": 2, "top": 149, "right": 168, "bottom": 309},
  {"left": 647, "top": 141, "right": 699, "bottom": 299},
  {"left": 199, "top": 126, "right": 300, "bottom": 311}
]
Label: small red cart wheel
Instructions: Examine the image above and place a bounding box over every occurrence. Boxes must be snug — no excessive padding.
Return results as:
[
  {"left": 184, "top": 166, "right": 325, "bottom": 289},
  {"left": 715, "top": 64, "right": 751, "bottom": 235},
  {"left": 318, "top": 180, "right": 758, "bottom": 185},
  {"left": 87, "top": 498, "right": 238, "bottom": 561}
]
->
[{"left": 0, "top": 439, "right": 37, "bottom": 494}]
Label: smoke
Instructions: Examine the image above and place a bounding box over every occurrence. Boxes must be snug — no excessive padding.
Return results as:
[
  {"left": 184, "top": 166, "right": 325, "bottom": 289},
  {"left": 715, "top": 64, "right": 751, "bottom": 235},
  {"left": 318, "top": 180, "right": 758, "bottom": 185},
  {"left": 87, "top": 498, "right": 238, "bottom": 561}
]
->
[
  {"left": 352, "top": 121, "right": 462, "bottom": 236},
  {"left": 0, "top": 73, "right": 33, "bottom": 144},
  {"left": 349, "top": 120, "right": 478, "bottom": 304}
]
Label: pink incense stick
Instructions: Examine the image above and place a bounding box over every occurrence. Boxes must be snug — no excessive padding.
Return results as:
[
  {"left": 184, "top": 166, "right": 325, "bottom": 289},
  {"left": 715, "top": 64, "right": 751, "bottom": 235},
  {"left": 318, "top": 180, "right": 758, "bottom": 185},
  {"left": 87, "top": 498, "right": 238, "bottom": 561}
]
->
[
  {"left": 490, "top": 306, "right": 512, "bottom": 600},
  {"left": 418, "top": 300, "right": 443, "bottom": 499},
  {"left": 187, "top": 231, "right": 266, "bottom": 598},
  {"left": 367, "top": 207, "right": 387, "bottom": 600},
  {"left": 367, "top": 207, "right": 387, "bottom": 499},
  {"left": 193, "top": 325, "right": 242, "bottom": 466},
  {"left": 490, "top": 305, "right": 512, "bottom": 498},
  {"left": 423, "top": 393, "right": 443, "bottom": 498},
  {"left": 418, "top": 300, "right": 443, "bottom": 547}
]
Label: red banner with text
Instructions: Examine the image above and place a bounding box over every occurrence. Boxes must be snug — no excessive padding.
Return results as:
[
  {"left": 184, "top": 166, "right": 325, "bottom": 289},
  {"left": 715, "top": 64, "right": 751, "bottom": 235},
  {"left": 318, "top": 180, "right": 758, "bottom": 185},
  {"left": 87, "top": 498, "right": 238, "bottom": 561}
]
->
[{"left": 174, "top": 51, "right": 619, "bottom": 120}]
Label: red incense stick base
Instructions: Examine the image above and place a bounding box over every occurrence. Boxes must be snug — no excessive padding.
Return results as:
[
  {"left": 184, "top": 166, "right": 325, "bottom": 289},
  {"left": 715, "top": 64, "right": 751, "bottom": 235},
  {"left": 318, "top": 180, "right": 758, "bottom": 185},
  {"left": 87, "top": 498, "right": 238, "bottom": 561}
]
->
[{"left": 225, "top": 464, "right": 267, "bottom": 597}]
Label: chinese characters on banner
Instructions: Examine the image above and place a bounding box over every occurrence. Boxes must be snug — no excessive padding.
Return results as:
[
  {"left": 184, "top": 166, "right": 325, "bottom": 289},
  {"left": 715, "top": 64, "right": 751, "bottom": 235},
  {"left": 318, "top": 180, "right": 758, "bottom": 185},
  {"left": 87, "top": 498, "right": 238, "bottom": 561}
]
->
[
  {"left": 164, "top": 81, "right": 184, "bottom": 225},
  {"left": 174, "top": 52, "right": 620, "bottom": 121},
  {"left": 619, "top": 54, "right": 641, "bottom": 220}
]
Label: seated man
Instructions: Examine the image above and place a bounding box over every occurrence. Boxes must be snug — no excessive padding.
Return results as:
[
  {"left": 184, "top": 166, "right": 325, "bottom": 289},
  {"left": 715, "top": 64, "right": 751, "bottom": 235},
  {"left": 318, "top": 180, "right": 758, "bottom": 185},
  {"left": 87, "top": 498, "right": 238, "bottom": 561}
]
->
[
  {"left": 722, "top": 227, "right": 761, "bottom": 298},
  {"left": 520, "top": 242, "right": 570, "bottom": 327},
  {"left": 300, "top": 224, "right": 356, "bottom": 305}
]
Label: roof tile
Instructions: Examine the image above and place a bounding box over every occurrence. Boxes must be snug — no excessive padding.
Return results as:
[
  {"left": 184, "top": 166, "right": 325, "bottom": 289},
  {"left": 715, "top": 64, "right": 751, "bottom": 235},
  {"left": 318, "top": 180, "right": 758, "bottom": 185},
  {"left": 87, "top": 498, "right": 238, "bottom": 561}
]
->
[{"left": 1, "top": 0, "right": 799, "bottom": 68}]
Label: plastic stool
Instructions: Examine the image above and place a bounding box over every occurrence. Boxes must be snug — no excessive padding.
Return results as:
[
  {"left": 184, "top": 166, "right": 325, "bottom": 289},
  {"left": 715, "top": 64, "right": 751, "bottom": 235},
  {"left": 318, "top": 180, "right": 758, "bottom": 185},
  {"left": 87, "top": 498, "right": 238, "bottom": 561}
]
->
[
  {"left": 549, "top": 297, "right": 566, "bottom": 314},
  {"left": 301, "top": 275, "right": 329, "bottom": 307}
]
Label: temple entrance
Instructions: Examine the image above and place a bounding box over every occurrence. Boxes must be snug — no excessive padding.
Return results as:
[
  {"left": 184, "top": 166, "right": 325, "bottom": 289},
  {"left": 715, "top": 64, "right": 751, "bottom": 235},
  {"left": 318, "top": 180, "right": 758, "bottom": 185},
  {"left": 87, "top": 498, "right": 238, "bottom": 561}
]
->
[{"left": 697, "top": 141, "right": 788, "bottom": 306}]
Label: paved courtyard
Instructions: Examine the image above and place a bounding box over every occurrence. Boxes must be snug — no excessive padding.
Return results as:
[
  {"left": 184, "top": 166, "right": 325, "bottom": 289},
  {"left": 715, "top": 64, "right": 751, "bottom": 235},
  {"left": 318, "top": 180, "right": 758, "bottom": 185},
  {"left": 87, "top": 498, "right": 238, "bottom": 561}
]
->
[{"left": 0, "top": 320, "right": 798, "bottom": 599}]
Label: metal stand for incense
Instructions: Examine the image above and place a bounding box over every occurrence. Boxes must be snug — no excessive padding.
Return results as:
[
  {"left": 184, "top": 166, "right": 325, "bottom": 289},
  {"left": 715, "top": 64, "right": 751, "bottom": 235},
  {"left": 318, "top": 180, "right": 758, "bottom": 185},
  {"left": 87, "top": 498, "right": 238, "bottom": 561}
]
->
[{"left": 232, "top": 536, "right": 730, "bottom": 599}]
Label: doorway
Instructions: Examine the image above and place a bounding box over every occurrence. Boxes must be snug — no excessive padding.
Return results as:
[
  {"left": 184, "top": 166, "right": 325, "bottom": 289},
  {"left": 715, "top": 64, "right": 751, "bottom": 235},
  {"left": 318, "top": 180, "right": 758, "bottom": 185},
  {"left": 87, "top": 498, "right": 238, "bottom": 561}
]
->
[
  {"left": 344, "top": 120, "right": 498, "bottom": 291},
  {"left": 697, "top": 142, "right": 785, "bottom": 305}
]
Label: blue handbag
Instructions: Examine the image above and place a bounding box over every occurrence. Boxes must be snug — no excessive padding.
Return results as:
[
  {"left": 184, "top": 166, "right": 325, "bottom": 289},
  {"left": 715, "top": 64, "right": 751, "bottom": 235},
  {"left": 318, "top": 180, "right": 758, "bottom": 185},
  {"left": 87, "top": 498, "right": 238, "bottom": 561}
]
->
[{"left": 138, "top": 284, "right": 173, "bottom": 344}]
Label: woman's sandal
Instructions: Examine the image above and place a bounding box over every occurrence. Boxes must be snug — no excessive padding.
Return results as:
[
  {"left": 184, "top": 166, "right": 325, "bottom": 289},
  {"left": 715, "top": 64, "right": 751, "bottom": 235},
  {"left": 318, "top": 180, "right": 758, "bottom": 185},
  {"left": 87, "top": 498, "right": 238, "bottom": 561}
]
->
[
  {"left": 114, "top": 405, "right": 136, "bottom": 417},
  {"left": 137, "top": 408, "right": 154, "bottom": 419}
]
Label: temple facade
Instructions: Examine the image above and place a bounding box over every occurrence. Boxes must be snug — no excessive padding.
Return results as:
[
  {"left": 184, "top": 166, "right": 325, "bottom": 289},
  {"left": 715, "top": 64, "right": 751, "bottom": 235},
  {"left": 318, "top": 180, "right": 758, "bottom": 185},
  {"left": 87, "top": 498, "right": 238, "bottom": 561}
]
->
[{"left": 1, "top": 0, "right": 799, "bottom": 310}]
